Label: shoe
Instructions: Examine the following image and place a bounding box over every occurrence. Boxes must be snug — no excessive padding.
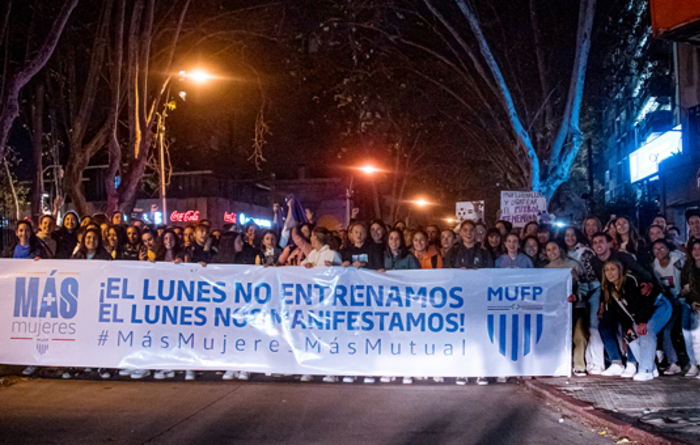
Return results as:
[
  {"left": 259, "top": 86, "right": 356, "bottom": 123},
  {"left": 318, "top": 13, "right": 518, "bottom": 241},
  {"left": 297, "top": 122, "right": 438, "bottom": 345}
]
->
[
  {"left": 300, "top": 374, "right": 312, "bottom": 382},
  {"left": 496, "top": 376, "right": 508, "bottom": 383},
  {"left": 185, "top": 370, "right": 195, "bottom": 381},
  {"left": 573, "top": 370, "right": 587, "bottom": 377},
  {"left": 363, "top": 377, "right": 375, "bottom": 384},
  {"left": 633, "top": 371, "right": 654, "bottom": 382},
  {"left": 322, "top": 375, "right": 337, "bottom": 383},
  {"left": 98, "top": 369, "right": 111, "bottom": 379},
  {"left": 403, "top": 377, "right": 413, "bottom": 385},
  {"left": 62, "top": 371, "right": 71, "bottom": 379},
  {"left": 601, "top": 363, "right": 625, "bottom": 376},
  {"left": 455, "top": 377, "right": 467, "bottom": 386},
  {"left": 587, "top": 365, "right": 603, "bottom": 375},
  {"left": 130, "top": 369, "right": 150, "bottom": 379},
  {"left": 84, "top": 368, "right": 93, "bottom": 372},
  {"left": 343, "top": 376, "right": 355, "bottom": 383},
  {"left": 621, "top": 363, "right": 637, "bottom": 378},
  {"left": 433, "top": 377, "right": 444, "bottom": 383},
  {"left": 153, "top": 370, "right": 174, "bottom": 380},
  {"left": 22, "top": 366, "right": 36, "bottom": 376},
  {"left": 666, "top": 363, "right": 682, "bottom": 375},
  {"left": 237, "top": 371, "right": 249, "bottom": 381},
  {"left": 686, "top": 366, "right": 699, "bottom": 377},
  {"left": 118, "top": 368, "right": 134, "bottom": 377},
  {"left": 476, "top": 377, "right": 489, "bottom": 386},
  {"left": 380, "top": 376, "right": 393, "bottom": 383},
  {"left": 653, "top": 367, "right": 659, "bottom": 378},
  {"left": 222, "top": 370, "right": 237, "bottom": 381}
]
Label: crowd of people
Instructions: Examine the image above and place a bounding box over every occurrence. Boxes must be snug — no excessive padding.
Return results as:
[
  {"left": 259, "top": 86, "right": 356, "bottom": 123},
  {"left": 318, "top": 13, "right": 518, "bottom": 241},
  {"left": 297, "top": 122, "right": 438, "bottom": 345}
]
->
[{"left": 5, "top": 205, "right": 700, "bottom": 386}]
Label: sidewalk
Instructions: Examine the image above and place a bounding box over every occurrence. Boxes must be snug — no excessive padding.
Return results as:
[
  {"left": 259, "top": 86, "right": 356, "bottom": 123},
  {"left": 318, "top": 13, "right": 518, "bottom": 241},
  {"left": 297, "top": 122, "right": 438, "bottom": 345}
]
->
[{"left": 525, "top": 375, "right": 700, "bottom": 445}]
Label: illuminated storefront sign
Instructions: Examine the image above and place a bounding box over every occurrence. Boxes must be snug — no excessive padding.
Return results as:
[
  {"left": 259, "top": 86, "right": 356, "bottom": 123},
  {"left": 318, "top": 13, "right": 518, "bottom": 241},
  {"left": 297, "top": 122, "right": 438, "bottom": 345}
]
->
[
  {"left": 629, "top": 125, "right": 682, "bottom": 183},
  {"left": 223, "top": 212, "right": 237, "bottom": 224},
  {"left": 238, "top": 213, "right": 272, "bottom": 228},
  {"left": 170, "top": 210, "right": 200, "bottom": 222}
]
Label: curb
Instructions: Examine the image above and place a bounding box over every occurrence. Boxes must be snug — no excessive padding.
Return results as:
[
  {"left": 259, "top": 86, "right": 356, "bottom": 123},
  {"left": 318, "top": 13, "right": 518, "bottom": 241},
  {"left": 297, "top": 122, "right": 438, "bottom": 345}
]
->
[{"left": 524, "top": 378, "right": 691, "bottom": 445}]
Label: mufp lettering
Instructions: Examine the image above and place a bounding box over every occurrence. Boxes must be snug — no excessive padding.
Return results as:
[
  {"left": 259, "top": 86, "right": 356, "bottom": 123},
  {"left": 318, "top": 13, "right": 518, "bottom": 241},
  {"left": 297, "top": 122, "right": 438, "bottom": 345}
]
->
[{"left": 487, "top": 286, "right": 543, "bottom": 301}]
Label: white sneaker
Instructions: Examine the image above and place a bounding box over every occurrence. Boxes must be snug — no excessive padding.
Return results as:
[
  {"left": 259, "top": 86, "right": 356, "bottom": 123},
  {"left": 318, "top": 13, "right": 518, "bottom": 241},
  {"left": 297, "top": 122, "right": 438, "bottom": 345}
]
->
[
  {"left": 601, "top": 363, "right": 625, "bottom": 376},
  {"left": 621, "top": 363, "right": 637, "bottom": 378},
  {"left": 98, "top": 369, "right": 111, "bottom": 379},
  {"left": 222, "top": 370, "right": 237, "bottom": 381},
  {"left": 130, "top": 369, "right": 150, "bottom": 379},
  {"left": 686, "top": 366, "right": 699, "bottom": 377},
  {"left": 455, "top": 377, "right": 467, "bottom": 386},
  {"left": 22, "top": 366, "right": 36, "bottom": 376},
  {"left": 185, "top": 370, "right": 195, "bottom": 381},
  {"left": 476, "top": 377, "right": 489, "bottom": 386},
  {"left": 666, "top": 363, "right": 682, "bottom": 375},
  {"left": 237, "top": 371, "right": 249, "bottom": 381},
  {"left": 633, "top": 371, "right": 654, "bottom": 382},
  {"left": 433, "top": 377, "right": 444, "bottom": 383},
  {"left": 496, "top": 377, "right": 508, "bottom": 383},
  {"left": 343, "top": 376, "right": 355, "bottom": 383},
  {"left": 573, "top": 369, "right": 587, "bottom": 377},
  {"left": 587, "top": 365, "right": 603, "bottom": 375},
  {"left": 364, "top": 377, "right": 375, "bottom": 384},
  {"left": 653, "top": 367, "right": 659, "bottom": 378},
  {"left": 118, "top": 368, "right": 134, "bottom": 377},
  {"left": 300, "top": 374, "right": 312, "bottom": 382},
  {"left": 403, "top": 377, "right": 413, "bottom": 385},
  {"left": 380, "top": 376, "right": 393, "bottom": 383},
  {"left": 62, "top": 371, "right": 71, "bottom": 379},
  {"left": 322, "top": 375, "right": 337, "bottom": 383}
]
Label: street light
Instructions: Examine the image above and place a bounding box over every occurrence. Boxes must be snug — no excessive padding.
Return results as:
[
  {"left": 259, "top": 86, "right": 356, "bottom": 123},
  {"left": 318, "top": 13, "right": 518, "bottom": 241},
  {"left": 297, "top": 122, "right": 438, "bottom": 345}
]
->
[
  {"left": 158, "top": 69, "right": 214, "bottom": 220},
  {"left": 346, "top": 164, "right": 379, "bottom": 227}
]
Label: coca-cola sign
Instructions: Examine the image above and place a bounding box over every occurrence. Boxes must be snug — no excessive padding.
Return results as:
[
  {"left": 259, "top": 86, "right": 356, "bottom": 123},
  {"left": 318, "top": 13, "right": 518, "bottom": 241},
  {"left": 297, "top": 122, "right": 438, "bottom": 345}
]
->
[
  {"left": 223, "top": 212, "right": 237, "bottom": 223},
  {"left": 170, "top": 210, "right": 200, "bottom": 222}
]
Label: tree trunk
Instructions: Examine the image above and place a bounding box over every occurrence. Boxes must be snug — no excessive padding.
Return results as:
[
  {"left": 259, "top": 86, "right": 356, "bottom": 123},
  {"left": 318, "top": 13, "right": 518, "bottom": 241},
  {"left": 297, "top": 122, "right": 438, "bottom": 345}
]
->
[
  {"left": 30, "top": 81, "right": 45, "bottom": 220},
  {"left": 0, "top": 0, "right": 78, "bottom": 162}
]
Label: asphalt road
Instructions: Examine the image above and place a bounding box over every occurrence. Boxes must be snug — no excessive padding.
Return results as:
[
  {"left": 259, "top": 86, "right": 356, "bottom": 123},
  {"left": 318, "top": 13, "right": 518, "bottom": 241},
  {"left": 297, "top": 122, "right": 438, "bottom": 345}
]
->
[{"left": 0, "top": 377, "right": 615, "bottom": 445}]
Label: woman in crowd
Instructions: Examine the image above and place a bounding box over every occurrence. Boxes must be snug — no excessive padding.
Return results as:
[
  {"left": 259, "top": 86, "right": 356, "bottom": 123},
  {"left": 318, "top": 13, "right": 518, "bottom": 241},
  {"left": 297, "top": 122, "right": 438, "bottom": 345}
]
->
[
  {"left": 302, "top": 226, "right": 342, "bottom": 268},
  {"left": 155, "top": 229, "right": 183, "bottom": 263},
  {"left": 601, "top": 260, "right": 671, "bottom": 381},
  {"left": 341, "top": 222, "right": 382, "bottom": 270},
  {"left": 370, "top": 220, "right": 388, "bottom": 250},
  {"left": 439, "top": 229, "right": 456, "bottom": 259},
  {"left": 582, "top": 217, "right": 602, "bottom": 244},
  {"left": 522, "top": 235, "right": 548, "bottom": 268},
  {"left": 71, "top": 228, "right": 111, "bottom": 260},
  {"left": 122, "top": 225, "right": 142, "bottom": 261},
  {"left": 484, "top": 228, "right": 503, "bottom": 261},
  {"left": 256, "top": 230, "right": 283, "bottom": 266},
  {"left": 413, "top": 230, "right": 442, "bottom": 269},
  {"left": 681, "top": 238, "right": 700, "bottom": 378},
  {"left": 245, "top": 222, "right": 259, "bottom": 248},
  {"left": 496, "top": 233, "right": 533, "bottom": 269},
  {"left": 279, "top": 223, "right": 313, "bottom": 266},
  {"left": 2, "top": 221, "right": 47, "bottom": 259},
  {"left": 564, "top": 226, "right": 604, "bottom": 375},
  {"left": 426, "top": 224, "right": 441, "bottom": 247},
  {"left": 474, "top": 221, "right": 487, "bottom": 245},
  {"left": 521, "top": 221, "right": 539, "bottom": 240},
  {"left": 54, "top": 211, "right": 80, "bottom": 259},
  {"left": 36, "top": 215, "right": 57, "bottom": 258},
  {"left": 141, "top": 230, "right": 157, "bottom": 262},
  {"left": 651, "top": 239, "right": 688, "bottom": 375},
  {"left": 546, "top": 240, "right": 587, "bottom": 376},
  {"left": 104, "top": 225, "right": 125, "bottom": 260},
  {"left": 615, "top": 216, "right": 644, "bottom": 258}
]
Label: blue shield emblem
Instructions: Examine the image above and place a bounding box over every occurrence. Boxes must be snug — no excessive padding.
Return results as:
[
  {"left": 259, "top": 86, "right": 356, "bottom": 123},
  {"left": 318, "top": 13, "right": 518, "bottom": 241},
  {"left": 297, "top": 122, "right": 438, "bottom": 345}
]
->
[{"left": 487, "top": 304, "right": 543, "bottom": 361}]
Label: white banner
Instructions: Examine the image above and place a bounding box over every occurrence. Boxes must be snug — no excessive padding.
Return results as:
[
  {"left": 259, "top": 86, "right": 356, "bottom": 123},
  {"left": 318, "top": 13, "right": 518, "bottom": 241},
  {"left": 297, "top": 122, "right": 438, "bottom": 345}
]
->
[
  {"left": 500, "top": 191, "right": 547, "bottom": 228},
  {"left": 0, "top": 260, "right": 572, "bottom": 377}
]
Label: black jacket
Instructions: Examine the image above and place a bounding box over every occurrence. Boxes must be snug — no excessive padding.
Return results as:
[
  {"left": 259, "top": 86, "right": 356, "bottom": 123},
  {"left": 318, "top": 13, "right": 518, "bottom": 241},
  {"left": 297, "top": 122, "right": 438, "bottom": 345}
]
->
[
  {"left": 444, "top": 242, "right": 494, "bottom": 269},
  {"left": 608, "top": 272, "right": 661, "bottom": 331},
  {"left": 591, "top": 250, "right": 651, "bottom": 283},
  {"left": 184, "top": 243, "right": 212, "bottom": 264},
  {"left": 71, "top": 248, "right": 112, "bottom": 260},
  {"left": 341, "top": 242, "right": 383, "bottom": 270}
]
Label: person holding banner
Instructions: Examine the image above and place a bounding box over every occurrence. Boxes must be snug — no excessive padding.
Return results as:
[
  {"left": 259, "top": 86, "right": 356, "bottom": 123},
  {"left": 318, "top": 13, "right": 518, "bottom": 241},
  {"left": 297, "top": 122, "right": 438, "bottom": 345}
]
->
[
  {"left": 302, "top": 227, "right": 342, "bottom": 268},
  {"left": 2, "top": 221, "right": 48, "bottom": 260},
  {"left": 341, "top": 222, "right": 383, "bottom": 270},
  {"left": 495, "top": 233, "right": 533, "bottom": 269},
  {"left": 70, "top": 228, "right": 111, "bottom": 260},
  {"left": 413, "top": 230, "right": 443, "bottom": 269},
  {"left": 444, "top": 220, "right": 494, "bottom": 270},
  {"left": 36, "top": 215, "right": 57, "bottom": 258},
  {"left": 440, "top": 228, "right": 457, "bottom": 259},
  {"left": 54, "top": 211, "right": 80, "bottom": 259},
  {"left": 255, "top": 230, "right": 283, "bottom": 266},
  {"left": 601, "top": 260, "right": 671, "bottom": 381}
]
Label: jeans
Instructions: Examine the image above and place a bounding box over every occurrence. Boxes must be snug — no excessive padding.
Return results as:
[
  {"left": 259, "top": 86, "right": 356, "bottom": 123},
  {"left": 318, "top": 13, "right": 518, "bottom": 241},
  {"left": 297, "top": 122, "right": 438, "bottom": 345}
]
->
[
  {"left": 660, "top": 297, "right": 681, "bottom": 365},
  {"left": 585, "top": 285, "right": 605, "bottom": 370},
  {"left": 627, "top": 296, "right": 673, "bottom": 374},
  {"left": 600, "top": 307, "right": 623, "bottom": 364},
  {"left": 682, "top": 299, "right": 699, "bottom": 366}
]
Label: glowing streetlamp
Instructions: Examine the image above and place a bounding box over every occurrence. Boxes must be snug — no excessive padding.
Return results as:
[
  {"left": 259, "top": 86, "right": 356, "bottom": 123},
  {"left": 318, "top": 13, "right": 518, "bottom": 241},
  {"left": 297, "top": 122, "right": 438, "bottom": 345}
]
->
[
  {"left": 413, "top": 198, "right": 430, "bottom": 208},
  {"left": 347, "top": 163, "right": 380, "bottom": 226},
  {"left": 159, "top": 69, "right": 215, "bottom": 220}
]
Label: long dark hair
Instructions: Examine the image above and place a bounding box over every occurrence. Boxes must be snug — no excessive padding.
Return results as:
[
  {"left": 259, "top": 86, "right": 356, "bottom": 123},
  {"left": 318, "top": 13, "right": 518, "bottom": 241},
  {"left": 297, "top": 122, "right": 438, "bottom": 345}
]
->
[
  {"left": 613, "top": 216, "right": 643, "bottom": 254},
  {"left": 601, "top": 259, "right": 627, "bottom": 305},
  {"left": 155, "top": 229, "right": 183, "bottom": 261},
  {"left": 76, "top": 227, "right": 107, "bottom": 258},
  {"left": 386, "top": 228, "right": 410, "bottom": 258}
]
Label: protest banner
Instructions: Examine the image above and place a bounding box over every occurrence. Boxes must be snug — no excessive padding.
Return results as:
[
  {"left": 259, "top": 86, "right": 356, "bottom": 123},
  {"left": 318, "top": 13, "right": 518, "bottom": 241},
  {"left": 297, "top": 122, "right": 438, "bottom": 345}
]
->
[
  {"left": 0, "top": 260, "right": 572, "bottom": 377},
  {"left": 456, "top": 201, "right": 485, "bottom": 222},
  {"left": 500, "top": 191, "right": 547, "bottom": 228}
]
